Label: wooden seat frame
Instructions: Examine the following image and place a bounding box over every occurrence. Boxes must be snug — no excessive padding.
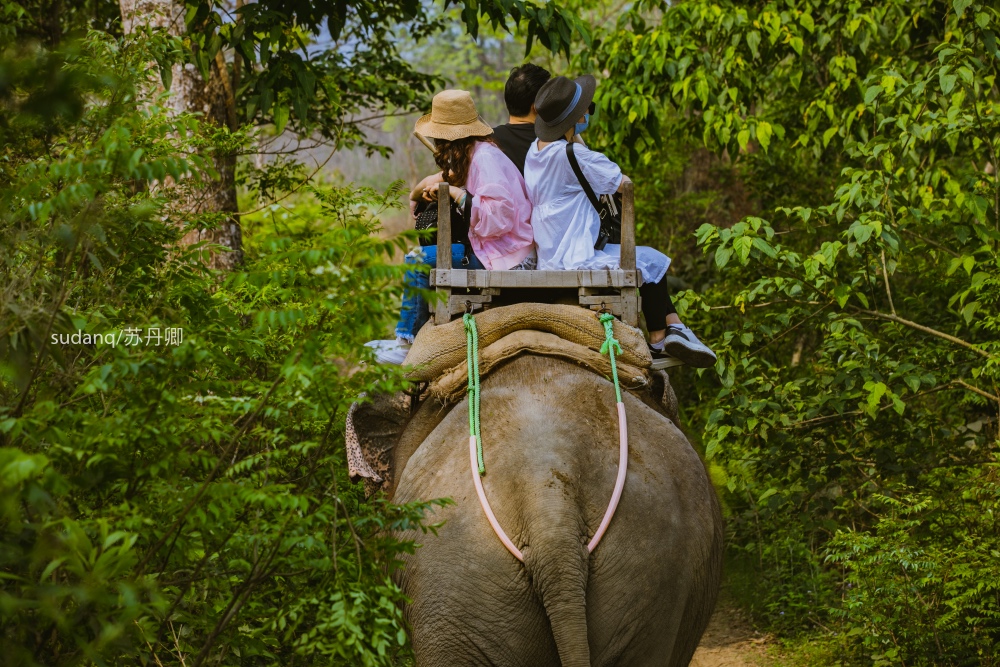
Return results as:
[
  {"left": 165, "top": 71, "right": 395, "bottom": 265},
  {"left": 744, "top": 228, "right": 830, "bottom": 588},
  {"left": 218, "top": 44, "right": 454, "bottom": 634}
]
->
[{"left": 429, "top": 177, "right": 642, "bottom": 326}]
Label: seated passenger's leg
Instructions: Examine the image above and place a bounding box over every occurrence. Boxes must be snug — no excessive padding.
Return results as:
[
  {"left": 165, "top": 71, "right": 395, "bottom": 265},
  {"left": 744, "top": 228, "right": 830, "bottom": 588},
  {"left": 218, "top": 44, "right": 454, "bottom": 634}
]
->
[
  {"left": 399, "top": 244, "right": 468, "bottom": 339},
  {"left": 395, "top": 246, "right": 436, "bottom": 344},
  {"left": 640, "top": 276, "right": 717, "bottom": 369},
  {"left": 640, "top": 277, "right": 674, "bottom": 338}
]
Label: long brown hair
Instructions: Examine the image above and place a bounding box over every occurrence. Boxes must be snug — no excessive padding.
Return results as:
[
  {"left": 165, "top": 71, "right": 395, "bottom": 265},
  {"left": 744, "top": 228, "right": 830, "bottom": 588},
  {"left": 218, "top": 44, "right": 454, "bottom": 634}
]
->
[{"left": 434, "top": 135, "right": 496, "bottom": 188}]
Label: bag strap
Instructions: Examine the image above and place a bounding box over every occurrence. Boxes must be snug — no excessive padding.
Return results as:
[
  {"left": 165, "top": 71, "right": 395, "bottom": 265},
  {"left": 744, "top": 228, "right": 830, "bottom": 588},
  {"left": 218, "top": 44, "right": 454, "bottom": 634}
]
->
[{"left": 566, "top": 142, "right": 602, "bottom": 215}]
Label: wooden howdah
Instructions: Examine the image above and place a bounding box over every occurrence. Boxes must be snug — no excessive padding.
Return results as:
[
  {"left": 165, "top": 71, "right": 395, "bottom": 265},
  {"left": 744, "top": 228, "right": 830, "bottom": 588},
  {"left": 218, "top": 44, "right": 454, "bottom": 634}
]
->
[{"left": 430, "top": 177, "right": 642, "bottom": 326}]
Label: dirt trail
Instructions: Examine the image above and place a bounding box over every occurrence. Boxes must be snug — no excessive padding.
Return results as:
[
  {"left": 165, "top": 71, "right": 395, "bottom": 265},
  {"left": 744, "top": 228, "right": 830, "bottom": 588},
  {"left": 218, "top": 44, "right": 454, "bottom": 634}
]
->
[{"left": 690, "top": 603, "right": 770, "bottom": 667}]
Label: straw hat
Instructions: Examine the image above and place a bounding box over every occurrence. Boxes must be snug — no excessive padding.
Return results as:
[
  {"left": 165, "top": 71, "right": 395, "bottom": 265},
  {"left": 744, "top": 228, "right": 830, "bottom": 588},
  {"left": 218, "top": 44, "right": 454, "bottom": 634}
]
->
[
  {"left": 414, "top": 90, "right": 494, "bottom": 142},
  {"left": 534, "top": 75, "right": 596, "bottom": 141}
]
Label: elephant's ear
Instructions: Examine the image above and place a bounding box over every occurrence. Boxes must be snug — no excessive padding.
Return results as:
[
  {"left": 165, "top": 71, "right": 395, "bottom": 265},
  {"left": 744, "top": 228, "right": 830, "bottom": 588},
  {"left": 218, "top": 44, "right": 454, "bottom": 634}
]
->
[
  {"left": 650, "top": 370, "right": 680, "bottom": 426},
  {"left": 345, "top": 392, "right": 411, "bottom": 497}
]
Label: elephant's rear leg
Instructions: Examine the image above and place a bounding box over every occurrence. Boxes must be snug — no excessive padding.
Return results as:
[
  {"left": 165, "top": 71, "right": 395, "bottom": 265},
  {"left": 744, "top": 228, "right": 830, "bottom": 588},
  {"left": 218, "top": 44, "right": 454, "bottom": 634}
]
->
[{"left": 406, "top": 569, "right": 559, "bottom": 666}]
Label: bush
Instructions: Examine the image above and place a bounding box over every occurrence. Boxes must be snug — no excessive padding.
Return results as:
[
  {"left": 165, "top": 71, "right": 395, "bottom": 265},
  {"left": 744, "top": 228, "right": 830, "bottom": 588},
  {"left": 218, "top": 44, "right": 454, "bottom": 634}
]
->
[
  {"left": 828, "top": 471, "right": 1000, "bottom": 666},
  {"left": 0, "top": 28, "right": 437, "bottom": 666}
]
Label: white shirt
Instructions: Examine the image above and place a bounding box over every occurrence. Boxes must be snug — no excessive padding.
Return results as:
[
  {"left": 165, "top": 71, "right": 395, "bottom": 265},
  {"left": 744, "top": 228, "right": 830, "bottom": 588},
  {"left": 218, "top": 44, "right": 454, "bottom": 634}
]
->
[{"left": 523, "top": 139, "right": 669, "bottom": 284}]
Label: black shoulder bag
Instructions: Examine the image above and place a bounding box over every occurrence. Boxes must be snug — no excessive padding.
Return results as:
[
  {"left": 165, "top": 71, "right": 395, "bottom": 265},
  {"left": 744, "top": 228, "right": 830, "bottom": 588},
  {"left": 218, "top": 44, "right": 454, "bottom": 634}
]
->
[
  {"left": 566, "top": 142, "right": 622, "bottom": 251},
  {"left": 413, "top": 190, "right": 472, "bottom": 250}
]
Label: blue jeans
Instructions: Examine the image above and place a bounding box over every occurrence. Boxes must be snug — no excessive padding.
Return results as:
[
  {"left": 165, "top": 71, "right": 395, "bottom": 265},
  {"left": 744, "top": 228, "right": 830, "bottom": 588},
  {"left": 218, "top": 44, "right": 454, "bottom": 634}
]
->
[{"left": 395, "top": 244, "right": 485, "bottom": 342}]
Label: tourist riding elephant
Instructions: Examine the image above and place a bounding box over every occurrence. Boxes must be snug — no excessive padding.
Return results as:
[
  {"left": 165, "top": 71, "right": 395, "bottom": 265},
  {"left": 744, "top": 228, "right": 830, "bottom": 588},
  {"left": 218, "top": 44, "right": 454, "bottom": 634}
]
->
[{"left": 348, "top": 354, "right": 723, "bottom": 666}]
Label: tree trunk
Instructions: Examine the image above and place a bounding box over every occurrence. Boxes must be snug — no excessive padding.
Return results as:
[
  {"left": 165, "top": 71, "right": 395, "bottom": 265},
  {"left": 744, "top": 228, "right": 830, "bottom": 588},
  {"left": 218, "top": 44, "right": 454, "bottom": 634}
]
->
[{"left": 120, "top": 0, "right": 243, "bottom": 270}]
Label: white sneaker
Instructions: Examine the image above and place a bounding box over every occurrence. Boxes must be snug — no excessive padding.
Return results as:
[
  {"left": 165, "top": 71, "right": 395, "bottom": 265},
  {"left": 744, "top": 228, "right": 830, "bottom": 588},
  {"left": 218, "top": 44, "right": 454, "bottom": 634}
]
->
[
  {"left": 660, "top": 325, "right": 717, "bottom": 369},
  {"left": 363, "top": 339, "right": 411, "bottom": 365}
]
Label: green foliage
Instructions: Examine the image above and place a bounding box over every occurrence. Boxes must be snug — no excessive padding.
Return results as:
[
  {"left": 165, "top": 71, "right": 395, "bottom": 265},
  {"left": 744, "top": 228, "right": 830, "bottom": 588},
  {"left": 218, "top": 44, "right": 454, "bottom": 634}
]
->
[
  {"left": 827, "top": 471, "right": 1000, "bottom": 665},
  {"left": 0, "top": 28, "right": 439, "bottom": 666},
  {"left": 587, "top": 0, "right": 1000, "bottom": 662},
  {"left": 177, "top": 0, "right": 582, "bottom": 155}
]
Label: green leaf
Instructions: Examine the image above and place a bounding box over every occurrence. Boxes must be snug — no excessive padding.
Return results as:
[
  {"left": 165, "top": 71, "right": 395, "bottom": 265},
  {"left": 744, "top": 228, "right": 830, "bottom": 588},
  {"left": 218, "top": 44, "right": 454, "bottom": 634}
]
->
[
  {"left": 715, "top": 245, "right": 733, "bottom": 268},
  {"left": 734, "top": 236, "right": 753, "bottom": 265},
  {"left": 823, "top": 126, "right": 839, "bottom": 147},
  {"left": 40, "top": 558, "right": 67, "bottom": 581},
  {"left": 940, "top": 70, "right": 957, "bottom": 94},
  {"left": 865, "top": 381, "right": 888, "bottom": 416},
  {"left": 953, "top": 0, "right": 973, "bottom": 17},
  {"left": 864, "top": 85, "right": 884, "bottom": 105},
  {"left": 274, "top": 104, "right": 289, "bottom": 135},
  {"left": 737, "top": 128, "right": 751, "bottom": 151},
  {"left": 961, "top": 301, "right": 980, "bottom": 324},
  {"left": 757, "top": 121, "right": 773, "bottom": 151},
  {"left": 752, "top": 236, "right": 778, "bottom": 258},
  {"left": 852, "top": 222, "right": 873, "bottom": 244},
  {"left": 833, "top": 284, "right": 851, "bottom": 308},
  {"left": 746, "top": 30, "right": 761, "bottom": 58}
]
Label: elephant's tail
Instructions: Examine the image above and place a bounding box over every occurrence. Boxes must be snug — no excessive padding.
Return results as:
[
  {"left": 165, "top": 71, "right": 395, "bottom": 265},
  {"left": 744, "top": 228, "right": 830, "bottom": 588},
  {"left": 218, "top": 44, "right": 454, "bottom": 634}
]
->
[{"left": 524, "top": 516, "right": 592, "bottom": 667}]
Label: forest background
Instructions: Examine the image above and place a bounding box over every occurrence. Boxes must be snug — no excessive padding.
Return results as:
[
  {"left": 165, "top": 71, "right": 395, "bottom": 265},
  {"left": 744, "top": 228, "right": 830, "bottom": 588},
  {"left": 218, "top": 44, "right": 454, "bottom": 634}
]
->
[{"left": 1, "top": 0, "right": 998, "bottom": 665}]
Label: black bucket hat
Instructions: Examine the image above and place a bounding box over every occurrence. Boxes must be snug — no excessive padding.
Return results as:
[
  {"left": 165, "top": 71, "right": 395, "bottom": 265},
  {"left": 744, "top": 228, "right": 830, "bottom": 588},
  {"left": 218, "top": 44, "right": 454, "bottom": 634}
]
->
[{"left": 533, "top": 74, "right": 597, "bottom": 141}]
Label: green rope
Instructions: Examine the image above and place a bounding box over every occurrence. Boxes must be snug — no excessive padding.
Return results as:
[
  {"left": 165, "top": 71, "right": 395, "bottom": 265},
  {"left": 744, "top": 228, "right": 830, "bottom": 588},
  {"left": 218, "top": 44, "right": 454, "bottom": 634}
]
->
[
  {"left": 464, "top": 313, "right": 485, "bottom": 475},
  {"left": 599, "top": 312, "right": 623, "bottom": 404}
]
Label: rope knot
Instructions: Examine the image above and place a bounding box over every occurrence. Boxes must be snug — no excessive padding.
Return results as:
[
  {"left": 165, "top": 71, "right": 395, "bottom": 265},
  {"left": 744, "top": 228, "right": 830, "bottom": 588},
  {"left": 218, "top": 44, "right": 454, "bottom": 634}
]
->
[
  {"left": 597, "top": 312, "right": 623, "bottom": 404},
  {"left": 598, "top": 312, "right": 623, "bottom": 356}
]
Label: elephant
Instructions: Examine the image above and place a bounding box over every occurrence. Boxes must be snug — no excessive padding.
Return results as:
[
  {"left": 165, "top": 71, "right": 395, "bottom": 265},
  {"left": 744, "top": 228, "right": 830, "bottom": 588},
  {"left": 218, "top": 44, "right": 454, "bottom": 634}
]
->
[{"left": 349, "top": 354, "right": 723, "bottom": 666}]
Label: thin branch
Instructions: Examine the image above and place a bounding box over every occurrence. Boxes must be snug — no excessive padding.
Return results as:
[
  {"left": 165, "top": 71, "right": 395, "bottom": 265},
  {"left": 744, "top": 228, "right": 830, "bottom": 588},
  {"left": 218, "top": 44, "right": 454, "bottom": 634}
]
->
[
  {"left": 898, "top": 226, "right": 960, "bottom": 258},
  {"left": 748, "top": 301, "right": 832, "bottom": 358},
  {"left": 786, "top": 409, "right": 863, "bottom": 429},
  {"left": 953, "top": 380, "right": 1000, "bottom": 404},
  {"left": 855, "top": 309, "right": 995, "bottom": 360},
  {"left": 880, "top": 248, "right": 896, "bottom": 316},
  {"left": 240, "top": 147, "right": 339, "bottom": 216},
  {"left": 169, "top": 621, "right": 188, "bottom": 667},
  {"left": 139, "top": 621, "right": 167, "bottom": 667},
  {"left": 783, "top": 381, "right": 995, "bottom": 430},
  {"left": 707, "top": 299, "right": 822, "bottom": 310}
]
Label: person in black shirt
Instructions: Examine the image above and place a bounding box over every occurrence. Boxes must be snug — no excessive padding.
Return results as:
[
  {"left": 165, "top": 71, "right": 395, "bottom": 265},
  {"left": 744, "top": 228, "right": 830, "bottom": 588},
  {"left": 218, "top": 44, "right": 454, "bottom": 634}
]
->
[{"left": 492, "top": 64, "right": 550, "bottom": 174}]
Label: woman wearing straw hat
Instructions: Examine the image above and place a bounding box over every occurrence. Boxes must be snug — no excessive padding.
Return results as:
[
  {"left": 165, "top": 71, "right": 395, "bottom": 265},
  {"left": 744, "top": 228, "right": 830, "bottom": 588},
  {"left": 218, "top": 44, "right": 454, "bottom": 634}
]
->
[
  {"left": 524, "top": 75, "right": 717, "bottom": 369},
  {"left": 366, "top": 89, "right": 536, "bottom": 365}
]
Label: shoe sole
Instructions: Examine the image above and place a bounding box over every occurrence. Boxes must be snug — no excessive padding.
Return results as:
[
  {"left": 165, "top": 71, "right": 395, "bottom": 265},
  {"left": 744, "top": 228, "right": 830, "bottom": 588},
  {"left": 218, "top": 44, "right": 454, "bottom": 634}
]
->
[{"left": 662, "top": 339, "right": 717, "bottom": 369}]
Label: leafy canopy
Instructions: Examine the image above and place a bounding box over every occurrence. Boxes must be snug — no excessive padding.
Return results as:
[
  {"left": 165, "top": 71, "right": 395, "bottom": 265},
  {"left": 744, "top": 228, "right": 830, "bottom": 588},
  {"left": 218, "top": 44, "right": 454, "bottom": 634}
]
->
[{"left": 585, "top": 0, "right": 1000, "bottom": 661}]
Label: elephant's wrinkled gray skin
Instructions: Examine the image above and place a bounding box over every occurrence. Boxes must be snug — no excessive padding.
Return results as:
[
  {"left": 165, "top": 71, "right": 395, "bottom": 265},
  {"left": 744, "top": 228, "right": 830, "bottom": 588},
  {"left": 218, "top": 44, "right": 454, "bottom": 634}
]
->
[{"left": 352, "top": 355, "right": 723, "bottom": 666}]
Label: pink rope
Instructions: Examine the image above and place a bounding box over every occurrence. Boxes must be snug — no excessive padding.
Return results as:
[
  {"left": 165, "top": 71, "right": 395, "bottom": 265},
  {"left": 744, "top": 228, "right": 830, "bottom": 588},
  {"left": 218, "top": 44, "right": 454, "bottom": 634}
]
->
[
  {"left": 470, "top": 436, "right": 524, "bottom": 561},
  {"left": 587, "top": 402, "right": 628, "bottom": 552},
  {"left": 471, "top": 402, "right": 629, "bottom": 562}
]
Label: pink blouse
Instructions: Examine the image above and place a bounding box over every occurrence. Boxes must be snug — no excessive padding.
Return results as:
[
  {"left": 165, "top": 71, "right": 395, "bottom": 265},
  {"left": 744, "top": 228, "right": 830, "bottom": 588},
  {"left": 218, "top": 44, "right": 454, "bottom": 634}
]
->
[{"left": 466, "top": 142, "right": 534, "bottom": 270}]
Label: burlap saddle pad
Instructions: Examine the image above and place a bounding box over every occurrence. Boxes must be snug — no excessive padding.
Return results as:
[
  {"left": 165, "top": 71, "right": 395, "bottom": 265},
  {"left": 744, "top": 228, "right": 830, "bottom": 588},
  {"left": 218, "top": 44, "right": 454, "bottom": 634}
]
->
[
  {"left": 404, "top": 303, "right": 652, "bottom": 383},
  {"left": 427, "top": 329, "right": 649, "bottom": 403}
]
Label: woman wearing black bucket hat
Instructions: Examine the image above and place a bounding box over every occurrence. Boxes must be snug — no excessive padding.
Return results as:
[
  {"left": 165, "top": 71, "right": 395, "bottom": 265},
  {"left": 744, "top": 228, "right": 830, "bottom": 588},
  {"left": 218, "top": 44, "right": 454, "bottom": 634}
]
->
[{"left": 524, "top": 75, "right": 717, "bottom": 369}]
